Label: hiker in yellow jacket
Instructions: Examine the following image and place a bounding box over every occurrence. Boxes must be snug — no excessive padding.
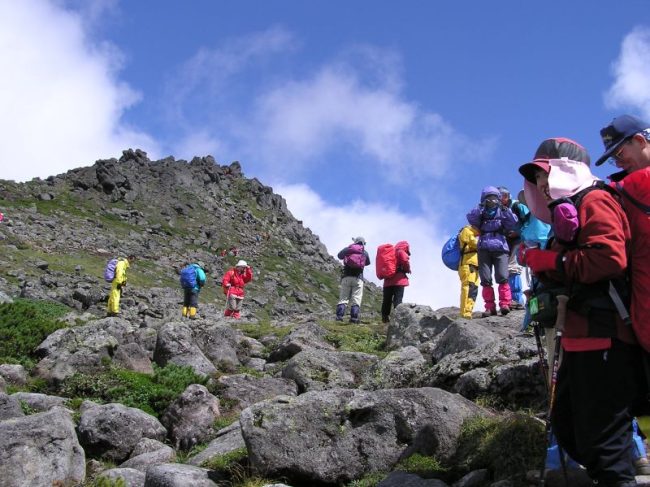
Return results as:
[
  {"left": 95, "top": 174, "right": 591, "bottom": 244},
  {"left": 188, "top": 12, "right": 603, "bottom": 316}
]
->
[
  {"left": 107, "top": 255, "right": 135, "bottom": 316},
  {"left": 458, "top": 225, "right": 480, "bottom": 319}
]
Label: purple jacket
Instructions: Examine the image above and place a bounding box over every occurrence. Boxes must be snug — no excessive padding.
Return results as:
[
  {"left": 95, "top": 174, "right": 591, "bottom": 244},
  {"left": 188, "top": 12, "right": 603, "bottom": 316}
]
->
[{"left": 467, "top": 187, "right": 518, "bottom": 253}]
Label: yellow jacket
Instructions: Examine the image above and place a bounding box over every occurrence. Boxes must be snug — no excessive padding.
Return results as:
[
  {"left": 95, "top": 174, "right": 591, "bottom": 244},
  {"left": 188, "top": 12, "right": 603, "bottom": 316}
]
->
[
  {"left": 114, "top": 258, "right": 130, "bottom": 285},
  {"left": 458, "top": 225, "right": 479, "bottom": 267}
]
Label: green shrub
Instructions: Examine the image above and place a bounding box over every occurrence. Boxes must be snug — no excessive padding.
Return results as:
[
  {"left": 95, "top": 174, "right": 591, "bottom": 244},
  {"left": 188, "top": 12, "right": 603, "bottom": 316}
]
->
[
  {"left": 453, "top": 414, "right": 544, "bottom": 481},
  {"left": 60, "top": 363, "right": 207, "bottom": 417},
  {"left": 323, "top": 322, "right": 387, "bottom": 357},
  {"left": 396, "top": 453, "right": 447, "bottom": 477},
  {"left": 0, "top": 298, "right": 70, "bottom": 366},
  {"left": 93, "top": 477, "right": 126, "bottom": 487},
  {"left": 345, "top": 472, "right": 386, "bottom": 487},
  {"left": 201, "top": 447, "right": 248, "bottom": 471}
]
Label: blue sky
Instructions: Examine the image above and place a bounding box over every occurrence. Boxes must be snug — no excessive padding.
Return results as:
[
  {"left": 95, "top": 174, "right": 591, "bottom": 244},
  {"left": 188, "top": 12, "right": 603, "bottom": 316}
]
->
[{"left": 2, "top": 0, "right": 650, "bottom": 309}]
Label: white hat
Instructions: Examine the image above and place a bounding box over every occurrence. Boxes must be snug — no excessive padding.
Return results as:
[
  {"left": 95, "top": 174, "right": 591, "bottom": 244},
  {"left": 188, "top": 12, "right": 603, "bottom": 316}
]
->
[{"left": 236, "top": 260, "right": 248, "bottom": 267}]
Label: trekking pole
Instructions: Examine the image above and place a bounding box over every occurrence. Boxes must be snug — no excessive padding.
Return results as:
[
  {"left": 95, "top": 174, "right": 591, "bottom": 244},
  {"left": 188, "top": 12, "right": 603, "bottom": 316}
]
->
[
  {"left": 223, "top": 286, "right": 231, "bottom": 316},
  {"left": 532, "top": 320, "right": 549, "bottom": 392},
  {"left": 539, "top": 294, "right": 569, "bottom": 487}
]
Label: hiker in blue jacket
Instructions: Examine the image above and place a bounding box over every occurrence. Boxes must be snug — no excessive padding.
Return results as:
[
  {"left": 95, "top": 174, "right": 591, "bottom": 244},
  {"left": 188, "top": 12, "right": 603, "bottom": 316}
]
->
[
  {"left": 336, "top": 237, "right": 371, "bottom": 324},
  {"left": 467, "top": 186, "right": 518, "bottom": 317},
  {"left": 180, "top": 262, "right": 207, "bottom": 319}
]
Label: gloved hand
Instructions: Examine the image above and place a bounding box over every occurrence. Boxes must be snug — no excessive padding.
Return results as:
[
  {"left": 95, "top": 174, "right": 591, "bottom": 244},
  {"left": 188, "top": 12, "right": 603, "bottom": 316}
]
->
[{"left": 520, "top": 249, "right": 560, "bottom": 274}]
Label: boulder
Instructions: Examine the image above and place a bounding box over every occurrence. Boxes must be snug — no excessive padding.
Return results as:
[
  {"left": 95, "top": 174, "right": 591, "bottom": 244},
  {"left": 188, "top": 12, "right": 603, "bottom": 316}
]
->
[
  {"left": 0, "top": 363, "right": 28, "bottom": 386},
  {"left": 240, "top": 387, "right": 488, "bottom": 485},
  {"left": 114, "top": 342, "right": 155, "bottom": 374},
  {"left": 216, "top": 374, "right": 298, "bottom": 410},
  {"left": 0, "top": 393, "right": 23, "bottom": 420},
  {"left": 77, "top": 401, "right": 167, "bottom": 462},
  {"left": 361, "top": 346, "right": 428, "bottom": 390},
  {"left": 282, "top": 349, "right": 379, "bottom": 393},
  {"left": 99, "top": 467, "right": 146, "bottom": 487},
  {"left": 0, "top": 407, "right": 85, "bottom": 486},
  {"left": 186, "top": 422, "right": 246, "bottom": 467},
  {"left": 430, "top": 321, "right": 501, "bottom": 363},
  {"left": 160, "top": 384, "right": 220, "bottom": 450},
  {"left": 378, "top": 471, "right": 449, "bottom": 486},
  {"left": 120, "top": 438, "right": 176, "bottom": 472},
  {"left": 190, "top": 322, "right": 243, "bottom": 371},
  {"left": 267, "top": 322, "right": 335, "bottom": 362},
  {"left": 153, "top": 322, "right": 217, "bottom": 377},
  {"left": 386, "top": 304, "right": 454, "bottom": 350},
  {"left": 11, "top": 392, "right": 68, "bottom": 412},
  {"left": 144, "top": 463, "right": 218, "bottom": 487}
]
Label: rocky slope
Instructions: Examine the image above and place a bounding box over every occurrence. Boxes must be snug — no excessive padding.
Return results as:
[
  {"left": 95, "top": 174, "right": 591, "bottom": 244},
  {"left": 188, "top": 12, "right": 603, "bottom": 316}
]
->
[{"left": 0, "top": 150, "right": 573, "bottom": 487}]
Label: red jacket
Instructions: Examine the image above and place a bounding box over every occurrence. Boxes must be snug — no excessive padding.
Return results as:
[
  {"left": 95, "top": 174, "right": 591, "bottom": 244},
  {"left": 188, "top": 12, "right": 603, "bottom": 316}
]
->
[
  {"left": 221, "top": 266, "right": 253, "bottom": 297},
  {"left": 384, "top": 241, "right": 411, "bottom": 287},
  {"left": 540, "top": 190, "right": 635, "bottom": 348},
  {"left": 612, "top": 168, "right": 650, "bottom": 351}
]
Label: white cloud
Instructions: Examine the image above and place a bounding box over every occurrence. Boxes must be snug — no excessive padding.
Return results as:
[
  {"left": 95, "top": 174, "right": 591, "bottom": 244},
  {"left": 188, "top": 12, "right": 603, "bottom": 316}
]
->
[
  {"left": 275, "top": 182, "right": 463, "bottom": 311},
  {"left": 250, "top": 64, "right": 486, "bottom": 184},
  {"left": 605, "top": 27, "right": 650, "bottom": 120},
  {"left": 0, "top": 0, "right": 158, "bottom": 182}
]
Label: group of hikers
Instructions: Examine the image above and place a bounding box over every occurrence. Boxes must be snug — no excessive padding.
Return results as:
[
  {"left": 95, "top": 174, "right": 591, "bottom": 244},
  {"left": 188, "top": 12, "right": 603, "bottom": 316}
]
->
[
  {"left": 104, "top": 256, "right": 253, "bottom": 320},
  {"left": 335, "top": 114, "right": 650, "bottom": 486}
]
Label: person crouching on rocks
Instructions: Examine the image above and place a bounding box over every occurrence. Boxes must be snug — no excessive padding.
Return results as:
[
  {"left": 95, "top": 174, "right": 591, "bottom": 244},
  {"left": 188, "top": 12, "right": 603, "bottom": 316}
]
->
[
  {"left": 467, "top": 186, "right": 518, "bottom": 317},
  {"left": 221, "top": 260, "right": 253, "bottom": 319}
]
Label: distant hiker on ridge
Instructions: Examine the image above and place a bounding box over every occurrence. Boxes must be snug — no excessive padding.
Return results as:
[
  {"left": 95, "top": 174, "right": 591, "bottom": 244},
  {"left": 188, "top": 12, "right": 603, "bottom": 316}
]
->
[
  {"left": 221, "top": 259, "right": 253, "bottom": 319},
  {"left": 467, "top": 187, "right": 518, "bottom": 317},
  {"left": 106, "top": 255, "right": 135, "bottom": 317},
  {"left": 336, "top": 236, "right": 371, "bottom": 324},
  {"left": 179, "top": 261, "right": 206, "bottom": 319}
]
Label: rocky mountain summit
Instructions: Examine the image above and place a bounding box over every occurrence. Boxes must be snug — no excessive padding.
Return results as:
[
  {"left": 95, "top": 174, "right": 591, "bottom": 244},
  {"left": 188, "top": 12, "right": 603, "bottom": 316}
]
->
[{"left": 0, "top": 150, "right": 573, "bottom": 487}]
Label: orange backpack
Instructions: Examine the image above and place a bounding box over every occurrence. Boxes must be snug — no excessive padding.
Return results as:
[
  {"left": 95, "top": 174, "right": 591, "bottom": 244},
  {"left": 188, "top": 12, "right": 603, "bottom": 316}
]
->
[{"left": 375, "top": 243, "right": 397, "bottom": 279}]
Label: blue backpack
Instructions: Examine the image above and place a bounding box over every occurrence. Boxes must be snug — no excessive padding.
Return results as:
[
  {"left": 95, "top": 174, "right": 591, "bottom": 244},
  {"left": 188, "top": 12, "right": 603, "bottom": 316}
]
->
[
  {"left": 441, "top": 230, "right": 464, "bottom": 271},
  {"left": 180, "top": 265, "right": 198, "bottom": 289},
  {"left": 104, "top": 258, "right": 118, "bottom": 282}
]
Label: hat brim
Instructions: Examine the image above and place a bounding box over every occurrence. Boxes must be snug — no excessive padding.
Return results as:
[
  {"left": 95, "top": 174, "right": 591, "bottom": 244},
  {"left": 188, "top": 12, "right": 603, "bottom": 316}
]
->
[
  {"left": 594, "top": 138, "right": 628, "bottom": 166},
  {"left": 518, "top": 160, "right": 550, "bottom": 183}
]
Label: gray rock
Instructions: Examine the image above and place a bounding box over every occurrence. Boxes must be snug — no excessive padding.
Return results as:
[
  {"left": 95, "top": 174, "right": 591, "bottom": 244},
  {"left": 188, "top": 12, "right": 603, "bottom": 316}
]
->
[
  {"left": 240, "top": 387, "right": 488, "bottom": 485},
  {"left": 452, "top": 468, "right": 489, "bottom": 487},
  {"left": 281, "top": 349, "right": 379, "bottom": 392},
  {"left": 362, "top": 346, "right": 427, "bottom": 390},
  {"left": 120, "top": 440, "right": 176, "bottom": 472},
  {"left": 160, "top": 384, "right": 220, "bottom": 450},
  {"left": 268, "top": 322, "right": 335, "bottom": 362},
  {"left": 217, "top": 374, "right": 298, "bottom": 410},
  {"left": 431, "top": 321, "right": 501, "bottom": 363},
  {"left": 99, "top": 467, "right": 146, "bottom": 487},
  {"left": 386, "top": 304, "right": 455, "bottom": 350},
  {"left": 11, "top": 392, "right": 68, "bottom": 412},
  {"left": 144, "top": 463, "right": 218, "bottom": 487},
  {"left": 186, "top": 422, "right": 246, "bottom": 467},
  {"left": 191, "top": 322, "right": 243, "bottom": 371},
  {"left": 0, "top": 407, "right": 85, "bottom": 486},
  {"left": 114, "top": 342, "right": 155, "bottom": 374},
  {"left": 0, "top": 363, "right": 28, "bottom": 386},
  {"left": 378, "top": 471, "right": 449, "bottom": 486},
  {"left": 77, "top": 401, "right": 167, "bottom": 462},
  {"left": 0, "top": 393, "right": 23, "bottom": 420},
  {"left": 0, "top": 375, "right": 5, "bottom": 393},
  {"left": 153, "top": 322, "right": 218, "bottom": 377}
]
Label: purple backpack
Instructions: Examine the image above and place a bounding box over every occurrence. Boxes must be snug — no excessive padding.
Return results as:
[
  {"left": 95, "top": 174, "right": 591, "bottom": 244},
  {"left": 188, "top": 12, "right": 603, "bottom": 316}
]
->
[
  {"left": 104, "top": 258, "right": 118, "bottom": 282},
  {"left": 343, "top": 243, "right": 366, "bottom": 269}
]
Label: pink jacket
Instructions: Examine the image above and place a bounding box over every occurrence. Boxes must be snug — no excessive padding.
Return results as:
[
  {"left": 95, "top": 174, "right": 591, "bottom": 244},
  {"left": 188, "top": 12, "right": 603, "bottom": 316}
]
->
[{"left": 384, "top": 241, "right": 410, "bottom": 287}]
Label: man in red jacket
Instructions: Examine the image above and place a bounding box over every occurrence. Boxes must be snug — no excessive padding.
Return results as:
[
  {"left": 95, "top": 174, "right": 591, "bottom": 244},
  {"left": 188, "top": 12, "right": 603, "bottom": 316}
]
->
[
  {"left": 519, "top": 137, "right": 641, "bottom": 486},
  {"left": 221, "top": 260, "right": 253, "bottom": 319},
  {"left": 594, "top": 115, "right": 650, "bottom": 352}
]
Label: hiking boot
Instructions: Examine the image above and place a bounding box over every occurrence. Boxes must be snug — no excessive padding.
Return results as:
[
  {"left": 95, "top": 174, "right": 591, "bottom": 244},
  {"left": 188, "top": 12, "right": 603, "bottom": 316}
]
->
[
  {"left": 381, "top": 315, "right": 390, "bottom": 324},
  {"left": 500, "top": 307, "right": 510, "bottom": 316},
  {"left": 481, "top": 310, "right": 497, "bottom": 318},
  {"left": 635, "top": 456, "right": 650, "bottom": 475},
  {"left": 510, "top": 302, "right": 525, "bottom": 310}
]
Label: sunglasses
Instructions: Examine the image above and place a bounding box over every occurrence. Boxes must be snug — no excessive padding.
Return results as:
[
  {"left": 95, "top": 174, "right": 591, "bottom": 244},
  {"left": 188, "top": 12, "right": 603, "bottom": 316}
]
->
[{"left": 609, "top": 138, "right": 633, "bottom": 165}]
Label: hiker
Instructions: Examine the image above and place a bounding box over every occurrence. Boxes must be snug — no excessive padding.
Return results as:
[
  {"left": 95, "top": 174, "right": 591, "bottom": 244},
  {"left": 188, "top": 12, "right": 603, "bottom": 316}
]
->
[
  {"left": 594, "top": 115, "right": 650, "bottom": 354},
  {"left": 467, "top": 187, "right": 518, "bottom": 317},
  {"left": 457, "top": 224, "right": 480, "bottom": 319},
  {"left": 519, "top": 137, "right": 641, "bottom": 486},
  {"left": 221, "top": 260, "right": 253, "bottom": 319},
  {"left": 380, "top": 241, "right": 410, "bottom": 323},
  {"left": 498, "top": 186, "right": 527, "bottom": 309},
  {"left": 106, "top": 255, "right": 135, "bottom": 317},
  {"left": 179, "top": 262, "right": 207, "bottom": 319},
  {"left": 336, "top": 236, "right": 371, "bottom": 323}
]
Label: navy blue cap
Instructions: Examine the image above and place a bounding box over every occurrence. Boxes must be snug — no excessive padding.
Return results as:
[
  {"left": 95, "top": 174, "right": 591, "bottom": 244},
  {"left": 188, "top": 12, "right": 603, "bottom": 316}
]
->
[{"left": 594, "top": 115, "right": 650, "bottom": 166}]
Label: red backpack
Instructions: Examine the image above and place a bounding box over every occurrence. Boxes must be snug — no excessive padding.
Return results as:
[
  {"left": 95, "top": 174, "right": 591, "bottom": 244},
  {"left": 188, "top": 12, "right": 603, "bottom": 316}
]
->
[{"left": 376, "top": 243, "right": 397, "bottom": 279}]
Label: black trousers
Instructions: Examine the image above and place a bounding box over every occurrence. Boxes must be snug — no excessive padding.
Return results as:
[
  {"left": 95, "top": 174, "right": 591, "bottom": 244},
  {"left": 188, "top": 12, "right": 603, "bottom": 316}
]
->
[
  {"left": 183, "top": 289, "right": 199, "bottom": 308},
  {"left": 381, "top": 286, "right": 405, "bottom": 318},
  {"left": 551, "top": 339, "right": 642, "bottom": 485}
]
